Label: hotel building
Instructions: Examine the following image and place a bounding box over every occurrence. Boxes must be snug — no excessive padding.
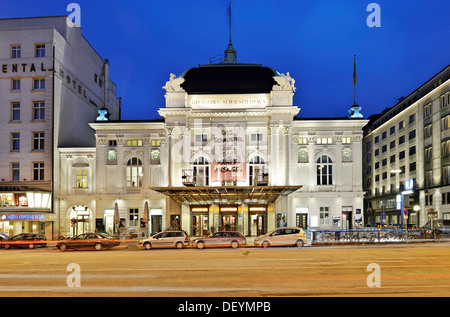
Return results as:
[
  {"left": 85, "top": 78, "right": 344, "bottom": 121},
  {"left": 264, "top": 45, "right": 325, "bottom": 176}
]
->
[
  {"left": 57, "top": 42, "right": 367, "bottom": 237},
  {"left": 362, "top": 64, "right": 450, "bottom": 228},
  {"left": 0, "top": 16, "right": 121, "bottom": 237}
]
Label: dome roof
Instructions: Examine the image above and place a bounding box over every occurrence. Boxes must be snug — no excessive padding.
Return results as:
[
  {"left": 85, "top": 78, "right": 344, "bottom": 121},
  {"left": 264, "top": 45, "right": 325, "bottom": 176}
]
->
[{"left": 180, "top": 64, "right": 279, "bottom": 95}]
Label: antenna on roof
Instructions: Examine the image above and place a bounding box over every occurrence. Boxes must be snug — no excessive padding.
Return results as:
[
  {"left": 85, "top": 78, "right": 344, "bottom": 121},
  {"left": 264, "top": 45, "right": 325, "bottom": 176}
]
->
[
  {"left": 228, "top": 1, "right": 232, "bottom": 44},
  {"left": 223, "top": 1, "right": 237, "bottom": 64}
]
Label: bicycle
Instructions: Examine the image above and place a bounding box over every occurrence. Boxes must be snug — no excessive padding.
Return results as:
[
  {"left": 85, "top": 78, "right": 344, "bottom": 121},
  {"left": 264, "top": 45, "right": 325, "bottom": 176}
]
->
[{"left": 316, "top": 232, "right": 338, "bottom": 244}]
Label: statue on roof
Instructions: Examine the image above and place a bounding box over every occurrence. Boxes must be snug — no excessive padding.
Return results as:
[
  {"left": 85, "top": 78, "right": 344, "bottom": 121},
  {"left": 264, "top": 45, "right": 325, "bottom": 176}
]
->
[
  {"left": 162, "top": 73, "right": 185, "bottom": 92},
  {"left": 273, "top": 72, "right": 296, "bottom": 92}
]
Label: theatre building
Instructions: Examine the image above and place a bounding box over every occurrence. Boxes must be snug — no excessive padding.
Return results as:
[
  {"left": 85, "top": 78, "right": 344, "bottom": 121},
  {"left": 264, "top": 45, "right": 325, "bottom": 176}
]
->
[
  {"left": 56, "top": 43, "right": 367, "bottom": 237},
  {"left": 0, "top": 17, "right": 121, "bottom": 238}
]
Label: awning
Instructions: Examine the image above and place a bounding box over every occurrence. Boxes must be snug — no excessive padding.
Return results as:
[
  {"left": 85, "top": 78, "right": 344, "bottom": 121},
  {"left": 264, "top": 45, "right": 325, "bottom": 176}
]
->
[{"left": 148, "top": 185, "right": 302, "bottom": 205}]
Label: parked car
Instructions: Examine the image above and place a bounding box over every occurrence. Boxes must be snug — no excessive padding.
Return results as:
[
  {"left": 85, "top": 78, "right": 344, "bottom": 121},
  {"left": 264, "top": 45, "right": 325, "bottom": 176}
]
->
[
  {"left": 0, "top": 233, "right": 9, "bottom": 248},
  {"left": 138, "top": 230, "right": 190, "bottom": 250},
  {"left": 254, "top": 227, "right": 306, "bottom": 248},
  {"left": 56, "top": 232, "right": 120, "bottom": 251},
  {"left": 3, "top": 233, "right": 47, "bottom": 249},
  {"left": 192, "top": 231, "right": 246, "bottom": 249}
]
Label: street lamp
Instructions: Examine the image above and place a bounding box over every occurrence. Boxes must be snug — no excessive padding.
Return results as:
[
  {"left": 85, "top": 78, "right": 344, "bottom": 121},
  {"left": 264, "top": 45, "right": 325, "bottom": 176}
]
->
[{"left": 413, "top": 205, "right": 420, "bottom": 228}]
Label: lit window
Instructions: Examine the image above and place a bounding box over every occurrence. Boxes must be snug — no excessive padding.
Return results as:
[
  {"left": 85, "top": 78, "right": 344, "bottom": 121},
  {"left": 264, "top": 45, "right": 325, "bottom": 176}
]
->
[
  {"left": 126, "top": 140, "right": 143, "bottom": 147},
  {"left": 126, "top": 157, "right": 142, "bottom": 187},
  {"left": 76, "top": 169, "right": 88, "bottom": 188},
  {"left": 316, "top": 137, "right": 333, "bottom": 144},
  {"left": 316, "top": 155, "right": 333, "bottom": 185}
]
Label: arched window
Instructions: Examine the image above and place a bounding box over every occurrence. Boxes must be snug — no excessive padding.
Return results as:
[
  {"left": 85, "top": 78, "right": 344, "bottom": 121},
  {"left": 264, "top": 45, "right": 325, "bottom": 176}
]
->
[
  {"left": 193, "top": 157, "right": 209, "bottom": 186},
  {"left": 126, "top": 157, "right": 142, "bottom": 187},
  {"left": 317, "top": 155, "right": 333, "bottom": 185},
  {"left": 249, "top": 156, "right": 266, "bottom": 186}
]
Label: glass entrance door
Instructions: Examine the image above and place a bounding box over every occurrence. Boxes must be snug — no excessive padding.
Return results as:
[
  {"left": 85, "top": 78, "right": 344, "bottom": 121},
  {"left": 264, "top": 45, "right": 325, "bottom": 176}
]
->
[
  {"left": 250, "top": 213, "right": 266, "bottom": 236},
  {"left": 192, "top": 214, "right": 209, "bottom": 236},
  {"left": 221, "top": 214, "right": 236, "bottom": 231}
]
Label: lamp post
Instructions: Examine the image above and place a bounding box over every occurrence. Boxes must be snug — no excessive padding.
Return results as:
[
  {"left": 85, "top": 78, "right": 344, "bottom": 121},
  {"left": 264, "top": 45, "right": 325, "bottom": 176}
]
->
[{"left": 413, "top": 205, "right": 420, "bottom": 229}]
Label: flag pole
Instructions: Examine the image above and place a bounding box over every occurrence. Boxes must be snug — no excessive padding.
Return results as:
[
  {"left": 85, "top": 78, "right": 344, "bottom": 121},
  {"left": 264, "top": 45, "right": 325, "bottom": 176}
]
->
[{"left": 353, "top": 54, "right": 357, "bottom": 105}]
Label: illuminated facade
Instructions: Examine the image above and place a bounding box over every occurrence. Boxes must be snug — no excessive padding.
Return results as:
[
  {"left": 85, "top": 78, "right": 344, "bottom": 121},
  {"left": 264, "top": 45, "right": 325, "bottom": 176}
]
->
[
  {"left": 57, "top": 43, "right": 367, "bottom": 237},
  {"left": 363, "top": 64, "right": 450, "bottom": 228},
  {"left": 0, "top": 17, "right": 120, "bottom": 237}
]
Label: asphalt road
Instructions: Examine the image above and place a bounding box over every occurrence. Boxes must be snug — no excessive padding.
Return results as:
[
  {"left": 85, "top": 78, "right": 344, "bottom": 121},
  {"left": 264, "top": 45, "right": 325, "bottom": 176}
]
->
[{"left": 1, "top": 242, "right": 450, "bottom": 298}]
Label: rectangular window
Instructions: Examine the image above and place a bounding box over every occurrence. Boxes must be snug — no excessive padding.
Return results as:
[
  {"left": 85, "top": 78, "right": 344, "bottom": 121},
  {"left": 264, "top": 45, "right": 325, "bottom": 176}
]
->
[
  {"left": 409, "top": 146, "right": 416, "bottom": 156},
  {"left": 195, "top": 134, "right": 208, "bottom": 144},
  {"left": 129, "top": 208, "right": 139, "bottom": 227},
  {"left": 382, "top": 131, "right": 387, "bottom": 139},
  {"left": 76, "top": 169, "right": 88, "bottom": 188},
  {"left": 409, "top": 113, "right": 416, "bottom": 124},
  {"left": 126, "top": 139, "right": 143, "bottom": 147},
  {"left": 33, "top": 78, "right": 45, "bottom": 91},
  {"left": 399, "top": 120, "right": 405, "bottom": 130},
  {"left": 342, "top": 137, "right": 351, "bottom": 144},
  {"left": 441, "top": 93, "right": 450, "bottom": 108},
  {"left": 33, "top": 102, "right": 45, "bottom": 120},
  {"left": 298, "top": 137, "right": 308, "bottom": 145},
  {"left": 35, "top": 44, "right": 45, "bottom": 58},
  {"left": 424, "top": 147, "right": 432, "bottom": 161},
  {"left": 409, "top": 129, "right": 416, "bottom": 140},
  {"left": 319, "top": 207, "right": 330, "bottom": 225},
  {"left": 316, "top": 137, "right": 333, "bottom": 144},
  {"left": 251, "top": 133, "right": 263, "bottom": 142},
  {"left": 33, "top": 132, "right": 44, "bottom": 150},
  {"left": 424, "top": 103, "right": 432, "bottom": 118},
  {"left": 11, "top": 79, "right": 21, "bottom": 91},
  {"left": 424, "top": 124, "right": 432, "bottom": 139},
  {"left": 151, "top": 139, "right": 161, "bottom": 147},
  {"left": 11, "top": 163, "right": 20, "bottom": 181},
  {"left": 399, "top": 135, "right": 405, "bottom": 144},
  {"left": 442, "top": 166, "right": 450, "bottom": 185},
  {"left": 33, "top": 162, "right": 44, "bottom": 181},
  {"left": 11, "top": 45, "right": 21, "bottom": 58},
  {"left": 390, "top": 126, "right": 396, "bottom": 135},
  {"left": 442, "top": 140, "right": 450, "bottom": 156},
  {"left": 11, "top": 133, "right": 20, "bottom": 152},
  {"left": 399, "top": 150, "right": 405, "bottom": 159},
  {"left": 11, "top": 102, "right": 20, "bottom": 121}
]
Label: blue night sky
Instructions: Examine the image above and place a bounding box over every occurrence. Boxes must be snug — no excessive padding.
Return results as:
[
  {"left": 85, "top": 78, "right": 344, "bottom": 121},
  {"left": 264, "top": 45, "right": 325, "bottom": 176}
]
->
[{"left": 1, "top": 0, "right": 449, "bottom": 120}]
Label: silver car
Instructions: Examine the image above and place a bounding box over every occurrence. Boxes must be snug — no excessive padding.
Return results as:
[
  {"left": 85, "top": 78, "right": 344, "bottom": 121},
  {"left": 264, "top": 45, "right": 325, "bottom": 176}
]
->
[
  {"left": 254, "top": 227, "right": 306, "bottom": 248},
  {"left": 139, "top": 230, "right": 190, "bottom": 250}
]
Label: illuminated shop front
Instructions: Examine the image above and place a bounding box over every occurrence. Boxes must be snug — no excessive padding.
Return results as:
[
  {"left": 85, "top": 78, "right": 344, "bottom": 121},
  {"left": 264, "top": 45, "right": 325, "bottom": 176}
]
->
[{"left": 0, "top": 190, "right": 53, "bottom": 237}]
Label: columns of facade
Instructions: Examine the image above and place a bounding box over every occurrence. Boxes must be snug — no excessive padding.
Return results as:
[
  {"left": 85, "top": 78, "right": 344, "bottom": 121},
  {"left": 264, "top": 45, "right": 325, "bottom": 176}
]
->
[{"left": 283, "top": 125, "right": 292, "bottom": 185}]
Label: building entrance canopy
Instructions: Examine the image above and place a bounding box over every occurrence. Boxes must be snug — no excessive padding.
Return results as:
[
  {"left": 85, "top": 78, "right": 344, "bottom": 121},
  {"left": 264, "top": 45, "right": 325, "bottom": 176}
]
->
[{"left": 149, "top": 185, "right": 302, "bottom": 205}]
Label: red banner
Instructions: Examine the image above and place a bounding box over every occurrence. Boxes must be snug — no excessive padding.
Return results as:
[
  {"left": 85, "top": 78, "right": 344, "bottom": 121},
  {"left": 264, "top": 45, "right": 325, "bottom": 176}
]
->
[{"left": 211, "top": 163, "right": 246, "bottom": 182}]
